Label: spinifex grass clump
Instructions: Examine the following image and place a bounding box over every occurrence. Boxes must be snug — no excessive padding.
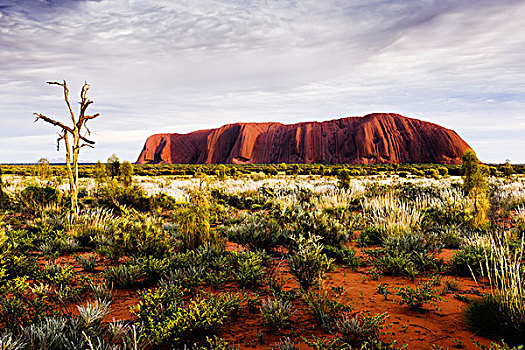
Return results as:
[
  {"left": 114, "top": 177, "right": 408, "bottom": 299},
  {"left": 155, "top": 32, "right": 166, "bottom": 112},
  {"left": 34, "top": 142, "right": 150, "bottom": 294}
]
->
[
  {"left": 260, "top": 298, "right": 294, "bottom": 330},
  {"left": 227, "top": 211, "right": 282, "bottom": 251},
  {"left": 71, "top": 208, "right": 118, "bottom": 246},
  {"left": 104, "top": 264, "right": 145, "bottom": 288},
  {"left": 361, "top": 194, "right": 422, "bottom": 237},
  {"left": 335, "top": 311, "right": 389, "bottom": 345},
  {"left": 465, "top": 235, "right": 525, "bottom": 343},
  {"left": 302, "top": 285, "right": 352, "bottom": 332}
]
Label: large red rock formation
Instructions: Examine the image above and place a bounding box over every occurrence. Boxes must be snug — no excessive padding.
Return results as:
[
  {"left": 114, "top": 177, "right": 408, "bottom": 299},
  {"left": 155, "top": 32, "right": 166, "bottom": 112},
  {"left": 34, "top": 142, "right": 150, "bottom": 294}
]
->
[{"left": 136, "top": 113, "right": 471, "bottom": 164}]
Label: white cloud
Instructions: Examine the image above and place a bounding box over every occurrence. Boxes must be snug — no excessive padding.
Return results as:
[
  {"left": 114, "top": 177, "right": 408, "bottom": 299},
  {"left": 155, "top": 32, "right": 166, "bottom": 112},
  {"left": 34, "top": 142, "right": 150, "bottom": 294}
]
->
[{"left": 0, "top": 0, "right": 524, "bottom": 163}]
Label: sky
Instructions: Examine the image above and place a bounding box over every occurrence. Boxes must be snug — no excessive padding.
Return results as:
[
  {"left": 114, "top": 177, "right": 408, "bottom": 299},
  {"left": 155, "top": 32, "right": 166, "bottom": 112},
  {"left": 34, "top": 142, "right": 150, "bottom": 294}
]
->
[{"left": 1, "top": 0, "right": 524, "bottom": 164}]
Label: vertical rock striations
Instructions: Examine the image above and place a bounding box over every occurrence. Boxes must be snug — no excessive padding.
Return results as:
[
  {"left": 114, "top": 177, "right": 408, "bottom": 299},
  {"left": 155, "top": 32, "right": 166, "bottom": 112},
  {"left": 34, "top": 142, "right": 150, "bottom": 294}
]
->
[{"left": 136, "top": 113, "right": 471, "bottom": 164}]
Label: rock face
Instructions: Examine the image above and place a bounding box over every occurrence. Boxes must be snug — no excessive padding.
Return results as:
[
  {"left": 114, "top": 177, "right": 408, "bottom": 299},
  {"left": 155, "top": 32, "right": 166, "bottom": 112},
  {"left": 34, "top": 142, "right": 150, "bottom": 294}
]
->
[{"left": 136, "top": 113, "right": 471, "bottom": 164}]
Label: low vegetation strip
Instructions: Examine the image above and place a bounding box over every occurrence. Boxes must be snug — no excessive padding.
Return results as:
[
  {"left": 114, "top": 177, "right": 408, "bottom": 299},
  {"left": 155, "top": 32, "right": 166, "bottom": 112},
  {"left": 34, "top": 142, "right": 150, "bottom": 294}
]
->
[{"left": 0, "top": 155, "right": 524, "bottom": 349}]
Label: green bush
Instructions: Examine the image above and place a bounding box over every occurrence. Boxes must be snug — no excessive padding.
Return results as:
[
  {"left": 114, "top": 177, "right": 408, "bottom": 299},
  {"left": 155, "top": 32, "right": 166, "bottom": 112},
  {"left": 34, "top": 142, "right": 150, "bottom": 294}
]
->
[
  {"left": 288, "top": 235, "right": 333, "bottom": 291},
  {"left": 131, "top": 285, "right": 241, "bottom": 345},
  {"left": 277, "top": 205, "right": 348, "bottom": 248},
  {"left": 0, "top": 293, "right": 49, "bottom": 330},
  {"left": 465, "top": 293, "right": 525, "bottom": 345},
  {"left": 260, "top": 298, "right": 294, "bottom": 330},
  {"left": 96, "top": 183, "right": 153, "bottom": 212},
  {"left": 43, "top": 262, "right": 75, "bottom": 287},
  {"left": 18, "top": 185, "right": 62, "bottom": 213},
  {"left": 106, "top": 209, "right": 173, "bottom": 258},
  {"left": 356, "top": 226, "right": 383, "bottom": 247},
  {"left": 236, "top": 251, "right": 266, "bottom": 288},
  {"left": 227, "top": 212, "right": 282, "bottom": 251},
  {"left": 451, "top": 245, "right": 487, "bottom": 276},
  {"left": 175, "top": 192, "right": 219, "bottom": 251},
  {"left": 394, "top": 280, "right": 442, "bottom": 309},
  {"left": 335, "top": 311, "right": 389, "bottom": 345},
  {"left": 104, "top": 265, "right": 144, "bottom": 288},
  {"left": 323, "top": 245, "right": 363, "bottom": 270},
  {"left": 302, "top": 286, "right": 352, "bottom": 332},
  {"left": 422, "top": 203, "right": 473, "bottom": 228},
  {"left": 75, "top": 254, "right": 97, "bottom": 272}
]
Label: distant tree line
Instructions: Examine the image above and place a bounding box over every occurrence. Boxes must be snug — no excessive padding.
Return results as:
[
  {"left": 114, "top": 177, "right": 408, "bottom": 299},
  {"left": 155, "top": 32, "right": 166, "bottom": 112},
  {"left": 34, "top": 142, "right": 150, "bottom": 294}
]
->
[{"left": 1, "top": 161, "right": 523, "bottom": 178}]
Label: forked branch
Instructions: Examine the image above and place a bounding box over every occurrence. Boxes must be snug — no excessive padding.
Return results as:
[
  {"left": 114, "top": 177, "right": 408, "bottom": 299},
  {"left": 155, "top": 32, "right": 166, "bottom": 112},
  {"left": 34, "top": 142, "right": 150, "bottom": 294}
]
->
[{"left": 34, "top": 113, "right": 95, "bottom": 145}]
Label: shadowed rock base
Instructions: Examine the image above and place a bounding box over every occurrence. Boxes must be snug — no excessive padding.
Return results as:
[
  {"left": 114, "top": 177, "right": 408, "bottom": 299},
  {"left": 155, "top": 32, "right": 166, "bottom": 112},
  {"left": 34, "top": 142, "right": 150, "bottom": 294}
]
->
[{"left": 136, "top": 113, "right": 471, "bottom": 164}]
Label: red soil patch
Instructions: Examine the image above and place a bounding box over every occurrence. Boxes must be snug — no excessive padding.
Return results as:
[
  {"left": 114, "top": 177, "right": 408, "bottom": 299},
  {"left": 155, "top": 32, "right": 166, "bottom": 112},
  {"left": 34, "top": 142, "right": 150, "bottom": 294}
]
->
[{"left": 37, "top": 246, "right": 496, "bottom": 349}]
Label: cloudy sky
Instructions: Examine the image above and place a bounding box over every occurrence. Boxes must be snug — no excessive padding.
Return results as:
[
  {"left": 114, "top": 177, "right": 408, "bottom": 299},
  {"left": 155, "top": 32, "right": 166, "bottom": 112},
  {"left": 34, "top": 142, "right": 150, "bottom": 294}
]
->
[{"left": 1, "top": 0, "right": 524, "bottom": 163}]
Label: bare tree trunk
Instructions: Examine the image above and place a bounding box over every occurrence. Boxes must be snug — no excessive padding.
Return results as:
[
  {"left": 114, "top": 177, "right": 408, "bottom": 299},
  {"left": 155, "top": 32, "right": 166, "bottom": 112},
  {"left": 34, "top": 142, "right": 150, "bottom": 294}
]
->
[{"left": 34, "top": 80, "right": 99, "bottom": 215}]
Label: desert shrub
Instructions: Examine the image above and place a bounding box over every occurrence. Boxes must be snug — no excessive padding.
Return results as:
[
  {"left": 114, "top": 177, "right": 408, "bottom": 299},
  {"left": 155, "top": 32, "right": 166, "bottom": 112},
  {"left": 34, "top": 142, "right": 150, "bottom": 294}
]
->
[
  {"left": 57, "top": 237, "right": 80, "bottom": 252},
  {"left": 394, "top": 280, "right": 442, "bottom": 309},
  {"left": 104, "top": 265, "right": 144, "bottom": 288},
  {"left": 335, "top": 311, "right": 389, "bottom": 345},
  {"left": 21, "top": 317, "right": 87, "bottom": 349},
  {"left": 337, "top": 169, "right": 351, "bottom": 189},
  {"left": 361, "top": 194, "right": 422, "bottom": 236},
  {"left": 89, "top": 281, "right": 113, "bottom": 303},
  {"left": 451, "top": 245, "right": 488, "bottom": 276},
  {"left": 260, "top": 298, "right": 294, "bottom": 330},
  {"left": 131, "top": 285, "right": 241, "bottom": 346},
  {"left": 0, "top": 331, "right": 26, "bottom": 349},
  {"left": 274, "top": 337, "right": 298, "bottom": 350},
  {"left": 98, "top": 208, "right": 172, "bottom": 258},
  {"left": 151, "top": 192, "right": 180, "bottom": 211},
  {"left": 429, "top": 225, "right": 465, "bottom": 248},
  {"left": 382, "top": 231, "right": 440, "bottom": 254},
  {"left": 464, "top": 294, "right": 525, "bottom": 344},
  {"left": 236, "top": 251, "right": 266, "bottom": 288},
  {"left": 18, "top": 185, "right": 62, "bottom": 214},
  {"left": 465, "top": 294, "right": 525, "bottom": 345},
  {"left": 371, "top": 243, "right": 445, "bottom": 278},
  {"left": 77, "top": 300, "right": 111, "bottom": 332},
  {"left": 323, "top": 245, "right": 363, "bottom": 270},
  {"left": 210, "top": 188, "right": 268, "bottom": 210},
  {"left": 288, "top": 235, "right": 333, "bottom": 291},
  {"left": 160, "top": 266, "right": 205, "bottom": 290},
  {"left": 175, "top": 191, "right": 220, "bottom": 251},
  {"left": 96, "top": 182, "right": 153, "bottom": 212},
  {"left": 43, "top": 262, "right": 75, "bottom": 287},
  {"left": 374, "top": 251, "right": 418, "bottom": 278},
  {"left": 163, "top": 246, "right": 239, "bottom": 289},
  {"left": 227, "top": 212, "right": 282, "bottom": 251},
  {"left": 277, "top": 205, "right": 348, "bottom": 248},
  {"left": 71, "top": 208, "right": 118, "bottom": 246},
  {"left": 30, "top": 283, "right": 52, "bottom": 298},
  {"left": 17, "top": 315, "right": 120, "bottom": 349},
  {"left": 0, "top": 289, "right": 49, "bottom": 330},
  {"left": 302, "top": 286, "right": 352, "bottom": 332},
  {"left": 421, "top": 203, "right": 473, "bottom": 228},
  {"left": 75, "top": 254, "right": 97, "bottom": 272},
  {"left": 356, "top": 226, "right": 383, "bottom": 247},
  {"left": 0, "top": 252, "right": 39, "bottom": 280},
  {"left": 462, "top": 150, "right": 490, "bottom": 228},
  {"left": 128, "top": 256, "right": 170, "bottom": 283},
  {"left": 464, "top": 235, "right": 525, "bottom": 344},
  {"left": 119, "top": 161, "right": 134, "bottom": 187}
]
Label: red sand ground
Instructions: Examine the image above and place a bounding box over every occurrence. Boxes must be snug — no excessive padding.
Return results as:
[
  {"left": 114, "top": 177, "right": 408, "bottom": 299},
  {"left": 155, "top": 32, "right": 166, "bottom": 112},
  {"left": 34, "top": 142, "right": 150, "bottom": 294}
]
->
[{"left": 45, "top": 245, "right": 495, "bottom": 350}]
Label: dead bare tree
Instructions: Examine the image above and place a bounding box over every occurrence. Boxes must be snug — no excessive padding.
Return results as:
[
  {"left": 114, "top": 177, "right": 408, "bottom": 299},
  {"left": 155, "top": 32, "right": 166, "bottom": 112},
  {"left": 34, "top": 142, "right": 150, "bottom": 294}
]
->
[{"left": 34, "top": 80, "right": 100, "bottom": 214}]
